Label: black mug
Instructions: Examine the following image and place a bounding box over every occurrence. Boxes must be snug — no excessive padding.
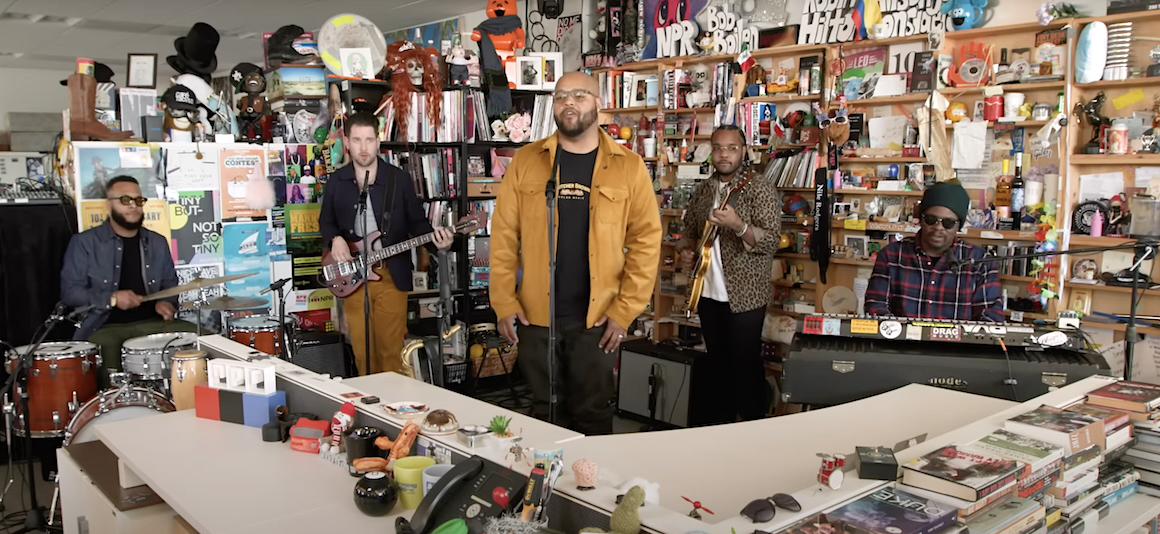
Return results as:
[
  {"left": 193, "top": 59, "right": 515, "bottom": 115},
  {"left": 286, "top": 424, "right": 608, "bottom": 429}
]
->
[{"left": 346, "top": 426, "right": 383, "bottom": 477}]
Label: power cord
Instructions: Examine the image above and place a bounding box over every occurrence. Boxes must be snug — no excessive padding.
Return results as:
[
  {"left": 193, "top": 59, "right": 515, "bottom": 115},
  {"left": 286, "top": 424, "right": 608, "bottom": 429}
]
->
[{"left": 998, "top": 338, "right": 1019, "bottom": 402}]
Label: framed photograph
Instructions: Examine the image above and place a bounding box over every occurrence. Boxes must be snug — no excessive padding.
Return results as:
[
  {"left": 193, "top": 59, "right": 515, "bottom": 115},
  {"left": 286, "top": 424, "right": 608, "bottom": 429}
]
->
[
  {"left": 340, "top": 47, "right": 373, "bottom": 79},
  {"left": 1069, "top": 288, "right": 1093, "bottom": 315},
  {"left": 127, "top": 53, "right": 157, "bottom": 88},
  {"left": 515, "top": 56, "right": 543, "bottom": 90},
  {"left": 530, "top": 51, "right": 563, "bottom": 90},
  {"left": 844, "top": 235, "right": 870, "bottom": 259},
  {"left": 832, "top": 202, "right": 853, "bottom": 216}
]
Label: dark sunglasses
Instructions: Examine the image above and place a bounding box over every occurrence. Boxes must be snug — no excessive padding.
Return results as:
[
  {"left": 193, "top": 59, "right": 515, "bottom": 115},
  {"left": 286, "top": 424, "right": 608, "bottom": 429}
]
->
[
  {"left": 922, "top": 214, "right": 959, "bottom": 229},
  {"left": 109, "top": 195, "right": 147, "bottom": 207},
  {"left": 741, "top": 493, "right": 801, "bottom": 523}
]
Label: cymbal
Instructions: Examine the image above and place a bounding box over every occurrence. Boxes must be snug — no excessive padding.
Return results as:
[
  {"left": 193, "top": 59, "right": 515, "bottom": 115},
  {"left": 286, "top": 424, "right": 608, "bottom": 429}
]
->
[
  {"left": 143, "top": 272, "right": 256, "bottom": 301},
  {"left": 181, "top": 296, "right": 269, "bottom": 311}
]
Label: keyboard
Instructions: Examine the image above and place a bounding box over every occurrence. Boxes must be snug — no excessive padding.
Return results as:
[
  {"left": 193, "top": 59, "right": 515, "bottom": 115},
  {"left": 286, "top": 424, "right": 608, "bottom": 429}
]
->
[
  {"left": 0, "top": 190, "right": 63, "bottom": 205},
  {"left": 796, "top": 313, "right": 1085, "bottom": 350}
]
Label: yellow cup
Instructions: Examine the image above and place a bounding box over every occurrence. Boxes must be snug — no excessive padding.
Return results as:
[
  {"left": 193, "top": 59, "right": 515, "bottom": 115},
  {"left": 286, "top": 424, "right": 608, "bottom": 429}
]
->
[{"left": 394, "top": 456, "right": 436, "bottom": 509}]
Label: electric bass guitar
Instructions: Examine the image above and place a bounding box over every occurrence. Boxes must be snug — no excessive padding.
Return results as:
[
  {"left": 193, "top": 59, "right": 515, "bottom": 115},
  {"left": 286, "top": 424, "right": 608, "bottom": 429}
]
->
[
  {"left": 321, "top": 212, "right": 487, "bottom": 298},
  {"left": 685, "top": 172, "right": 755, "bottom": 317}
]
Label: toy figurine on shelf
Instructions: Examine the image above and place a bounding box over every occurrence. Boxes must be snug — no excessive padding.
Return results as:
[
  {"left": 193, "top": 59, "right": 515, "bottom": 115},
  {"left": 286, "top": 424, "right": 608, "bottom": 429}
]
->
[
  {"left": 1074, "top": 91, "right": 1111, "bottom": 154},
  {"left": 767, "top": 67, "right": 799, "bottom": 94},
  {"left": 446, "top": 39, "right": 477, "bottom": 87},
  {"left": 695, "top": 32, "right": 714, "bottom": 55},
  {"left": 387, "top": 40, "right": 443, "bottom": 137},
  {"left": 160, "top": 85, "right": 200, "bottom": 143},
  {"left": 473, "top": 0, "right": 525, "bottom": 117},
  {"left": 941, "top": 0, "right": 989, "bottom": 31},
  {"left": 230, "top": 62, "right": 267, "bottom": 144},
  {"left": 817, "top": 453, "right": 846, "bottom": 490},
  {"left": 682, "top": 496, "right": 714, "bottom": 520}
]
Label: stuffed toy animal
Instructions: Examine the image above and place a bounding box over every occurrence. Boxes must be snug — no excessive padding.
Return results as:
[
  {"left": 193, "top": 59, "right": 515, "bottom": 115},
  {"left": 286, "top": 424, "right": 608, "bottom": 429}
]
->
[
  {"left": 473, "top": 0, "right": 525, "bottom": 117},
  {"left": 580, "top": 486, "right": 645, "bottom": 534},
  {"left": 941, "top": 0, "right": 989, "bottom": 31}
]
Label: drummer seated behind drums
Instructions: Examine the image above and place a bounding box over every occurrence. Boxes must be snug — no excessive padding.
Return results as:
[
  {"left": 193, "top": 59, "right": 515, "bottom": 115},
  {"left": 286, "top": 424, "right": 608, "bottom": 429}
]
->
[{"left": 60, "top": 175, "right": 197, "bottom": 383}]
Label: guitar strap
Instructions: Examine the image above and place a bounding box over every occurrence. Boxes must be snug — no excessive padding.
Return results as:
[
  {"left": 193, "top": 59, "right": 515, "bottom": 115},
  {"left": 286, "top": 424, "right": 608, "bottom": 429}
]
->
[{"left": 375, "top": 169, "right": 398, "bottom": 249}]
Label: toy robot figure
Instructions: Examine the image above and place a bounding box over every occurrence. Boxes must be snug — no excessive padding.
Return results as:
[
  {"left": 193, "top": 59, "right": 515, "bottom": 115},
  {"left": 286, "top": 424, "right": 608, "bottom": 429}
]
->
[{"left": 231, "top": 62, "right": 267, "bottom": 144}]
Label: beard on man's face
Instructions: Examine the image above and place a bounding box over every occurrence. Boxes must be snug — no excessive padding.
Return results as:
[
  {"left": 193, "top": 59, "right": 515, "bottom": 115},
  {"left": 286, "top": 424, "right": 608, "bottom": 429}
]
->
[
  {"left": 554, "top": 107, "right": 597, "bottom": 138},
  {"left": 110, "top": 208, "right": 143, "bottom": 230}
]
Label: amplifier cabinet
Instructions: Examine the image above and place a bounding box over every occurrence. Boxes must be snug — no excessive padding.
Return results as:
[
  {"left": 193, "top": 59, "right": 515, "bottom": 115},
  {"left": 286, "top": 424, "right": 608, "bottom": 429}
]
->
[
  {"left": 617, "top": 339, "right": 723, "bottom": 428},
  {"left": 783, "top": 335, "right": 1110, "bottom": 406},
  {"left": 292, "top": 331, "right": 350, "bottom": 378}
]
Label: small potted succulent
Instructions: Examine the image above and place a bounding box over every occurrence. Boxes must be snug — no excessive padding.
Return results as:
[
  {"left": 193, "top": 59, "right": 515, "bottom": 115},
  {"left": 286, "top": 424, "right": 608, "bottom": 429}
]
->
[{"left": 488, "top": 415, "right": 521, "bottom": 454}]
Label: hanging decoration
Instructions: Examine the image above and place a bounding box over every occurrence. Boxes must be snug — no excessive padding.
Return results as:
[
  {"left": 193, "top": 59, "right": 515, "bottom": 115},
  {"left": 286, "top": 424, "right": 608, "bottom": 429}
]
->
[{"left": 386, "top": 41, "right": 443, "bottom": 135}]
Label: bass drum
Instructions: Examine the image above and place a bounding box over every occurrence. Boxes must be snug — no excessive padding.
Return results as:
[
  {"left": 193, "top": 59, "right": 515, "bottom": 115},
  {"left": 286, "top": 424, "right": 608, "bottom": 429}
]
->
[{"left": 63, "top": 386, "right": 175, "bottom": 446}]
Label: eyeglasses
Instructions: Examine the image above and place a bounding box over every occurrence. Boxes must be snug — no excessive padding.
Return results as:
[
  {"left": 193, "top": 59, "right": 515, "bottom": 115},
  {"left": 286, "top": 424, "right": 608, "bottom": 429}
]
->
[
  {"left": 553, "top": 88, "right": 595, "bottom": 102},
  {"left": 109, "top": 195, "right": 147, "bottom": 206},
  {"left": 922, "top": 214, "right": 959, "bottom": 229},
  {"left": 712, "top": 145, "right": 743, "bottom": 154},
  {"left": 819, "top": 114, "right": 848, "bottom": 129},
  {"left": 168, "top": 108, "right": 191, "bottom": 118}
]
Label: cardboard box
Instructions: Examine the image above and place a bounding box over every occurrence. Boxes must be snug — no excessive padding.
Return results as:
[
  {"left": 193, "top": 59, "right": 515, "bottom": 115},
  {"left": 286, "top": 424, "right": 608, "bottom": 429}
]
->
[{"left": 268, "top": 66, "right": 326, "bottom": 100}]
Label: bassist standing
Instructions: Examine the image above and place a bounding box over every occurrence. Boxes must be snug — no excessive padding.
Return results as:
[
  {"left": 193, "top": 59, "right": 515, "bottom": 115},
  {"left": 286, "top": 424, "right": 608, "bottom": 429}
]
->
[
  {"left": 319, "top": 112, "right": 454, "bottom": 375},
  {"left": 679, "top": 126, "right": 781, "bottom": 422}
]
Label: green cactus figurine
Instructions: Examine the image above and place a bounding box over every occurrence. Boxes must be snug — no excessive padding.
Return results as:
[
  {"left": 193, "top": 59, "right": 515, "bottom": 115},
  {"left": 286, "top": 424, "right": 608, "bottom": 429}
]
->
[{"left": 488, "top": 415, "right": 512, "bottom": 438}]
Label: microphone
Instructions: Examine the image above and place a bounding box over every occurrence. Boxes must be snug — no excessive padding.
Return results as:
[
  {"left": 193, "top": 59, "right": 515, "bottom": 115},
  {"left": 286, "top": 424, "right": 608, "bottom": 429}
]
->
[
  {"left": 260, "top": 278, "right": 292, "bottom": 296},
  {"left": 359, "top": 170, "right": 370, "bottom": 204}
]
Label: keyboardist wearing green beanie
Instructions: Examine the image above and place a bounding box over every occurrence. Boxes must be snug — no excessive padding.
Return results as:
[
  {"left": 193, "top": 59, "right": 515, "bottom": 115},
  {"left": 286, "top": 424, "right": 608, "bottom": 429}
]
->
[{"left": 864, "top": 180, "right": 1004, "bottom": 322}]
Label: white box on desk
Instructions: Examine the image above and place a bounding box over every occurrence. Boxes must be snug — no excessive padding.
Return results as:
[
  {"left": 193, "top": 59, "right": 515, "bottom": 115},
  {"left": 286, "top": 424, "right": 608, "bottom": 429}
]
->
[{"left": 208, "top": 358, "right": 277, "bottom": 395}]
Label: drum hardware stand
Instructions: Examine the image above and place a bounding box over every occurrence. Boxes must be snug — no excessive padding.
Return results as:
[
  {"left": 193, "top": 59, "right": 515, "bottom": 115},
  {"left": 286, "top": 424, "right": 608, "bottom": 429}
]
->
[
  {"left": 0, "top": 302, "right": 84, "bottom": 533},
  {"left": 260, "top": 278, "right": 294, "bottom": 362}
]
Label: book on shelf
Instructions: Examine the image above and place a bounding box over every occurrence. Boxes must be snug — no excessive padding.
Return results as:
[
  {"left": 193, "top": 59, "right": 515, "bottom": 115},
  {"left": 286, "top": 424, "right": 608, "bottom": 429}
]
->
[
  {"left": 826, "top": 486, "right": 957, "bottom": 534},
  {"left": 1004, "top": 405, "right": 1106, "bottom": 456},
  {"left": 1065, "top": 403, "right": 1131, "bottom": 434},
  {"left": 763, "top": 148, "right": 818, "bottom": 188},
  {"left": 596, "top": 71, "right": 658, "bottom": 110},
  {"left": 900, "top": 445, "right": 1021, "bottom": 502},
  {"left": 382, "top": 148, "right": 459, "bottom": 200},
  {"left": 960, "top": 497, "right": 1043, "bottom": 534},
  {"left": 1086, "top": 381, "right": 1160, "bottom": 414},
  {"left": 965, "top": 429, "right": 1064, "bottom": 476}
]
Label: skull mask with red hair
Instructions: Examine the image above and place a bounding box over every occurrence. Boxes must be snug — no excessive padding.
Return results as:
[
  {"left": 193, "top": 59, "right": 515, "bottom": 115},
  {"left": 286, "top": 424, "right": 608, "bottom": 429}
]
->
[{"left": 387, "top": 40, "right": 442, "bottom": 135}]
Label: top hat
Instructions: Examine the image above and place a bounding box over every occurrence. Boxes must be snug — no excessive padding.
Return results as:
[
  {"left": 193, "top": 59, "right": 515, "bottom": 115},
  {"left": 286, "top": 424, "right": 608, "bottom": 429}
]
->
[
  {"left": 60, "top": 62, "right": 114, "bottom": 86},
  {"left": 166, "top": 22, "right": 220, "bottom": 77}
]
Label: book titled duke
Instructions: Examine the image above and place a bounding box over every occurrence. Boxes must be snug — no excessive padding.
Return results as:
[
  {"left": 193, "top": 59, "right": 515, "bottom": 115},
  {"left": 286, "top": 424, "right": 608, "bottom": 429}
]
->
[
  {"left": 828, "top": 486, "right": 957, "bottom": 534},
  {"left": 902, "top": 446, "right": 1021, "bottom": 502}
]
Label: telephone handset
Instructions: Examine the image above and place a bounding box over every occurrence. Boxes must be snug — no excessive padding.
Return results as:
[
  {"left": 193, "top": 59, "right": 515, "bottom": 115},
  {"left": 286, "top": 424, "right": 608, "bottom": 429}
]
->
[{"left": 396, "top": 455, "right": 527, "bottom": 534}]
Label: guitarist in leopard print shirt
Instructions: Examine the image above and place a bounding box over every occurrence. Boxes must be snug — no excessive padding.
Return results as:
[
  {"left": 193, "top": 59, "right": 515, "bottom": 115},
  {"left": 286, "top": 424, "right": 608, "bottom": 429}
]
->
[{"left": 679, "top": 125, "right": 782, "bottom": 422}]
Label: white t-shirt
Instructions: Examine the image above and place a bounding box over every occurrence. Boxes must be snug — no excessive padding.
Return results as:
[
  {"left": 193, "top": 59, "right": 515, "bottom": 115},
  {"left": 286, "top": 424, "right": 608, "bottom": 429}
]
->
[{"left": 700, "top": 180, "right": 730, "bottom": 303}]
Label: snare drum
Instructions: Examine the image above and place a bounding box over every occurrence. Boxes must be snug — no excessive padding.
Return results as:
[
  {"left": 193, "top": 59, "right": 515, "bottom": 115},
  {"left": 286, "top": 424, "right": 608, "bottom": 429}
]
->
[
  {"left": 169, "top": 350, "right": 208, "bottom": 411},
  {"left": 121, "top": 333, "right": 197, "bottom": 380},
  {"left": 228, "top": 316, "right": 283, "bottom": 355},
  {"left": 63, "top": 386, "right": 174, "bottom": 446},
  {"left": 5, "top": 342, "right": 100, "bottom": 437}
]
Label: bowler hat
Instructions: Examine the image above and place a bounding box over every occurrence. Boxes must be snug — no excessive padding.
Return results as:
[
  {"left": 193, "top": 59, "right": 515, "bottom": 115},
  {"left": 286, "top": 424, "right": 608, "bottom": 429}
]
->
[
  {"left": 166, "top": 22, "right": 220, "bottom": 76},
  {"left": 60, "top": 62, "right": 114, "bottom": 86}
]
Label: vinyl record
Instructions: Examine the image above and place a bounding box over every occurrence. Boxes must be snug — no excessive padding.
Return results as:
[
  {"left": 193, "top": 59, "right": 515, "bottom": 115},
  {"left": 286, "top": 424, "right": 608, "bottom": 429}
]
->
[
  {"left": 317, "top": 13, "right": 387, "bottom": 76},
  {"left": 960, "top": 58, "right": 987, "bottom": 84}
]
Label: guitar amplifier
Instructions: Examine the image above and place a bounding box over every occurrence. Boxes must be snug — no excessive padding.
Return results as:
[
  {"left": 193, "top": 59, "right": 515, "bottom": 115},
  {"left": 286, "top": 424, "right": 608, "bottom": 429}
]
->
[
  {"left": 616, "top": 339, "right": 724, "bottom": 428},
  {"left": 292, "top": 331, "right": 351, "bottom": 377}
]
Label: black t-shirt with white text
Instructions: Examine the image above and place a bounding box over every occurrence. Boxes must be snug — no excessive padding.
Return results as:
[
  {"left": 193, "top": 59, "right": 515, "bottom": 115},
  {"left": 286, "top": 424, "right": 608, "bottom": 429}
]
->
[{"left": 554, "top": 149, "right": 597, "bottom": 320}]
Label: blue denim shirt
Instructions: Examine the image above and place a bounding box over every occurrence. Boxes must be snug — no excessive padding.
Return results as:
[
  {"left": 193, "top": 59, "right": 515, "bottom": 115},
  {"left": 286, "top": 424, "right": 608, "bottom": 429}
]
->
[{"left": 60, "top": 220, "right": 179, "bottom": 340}]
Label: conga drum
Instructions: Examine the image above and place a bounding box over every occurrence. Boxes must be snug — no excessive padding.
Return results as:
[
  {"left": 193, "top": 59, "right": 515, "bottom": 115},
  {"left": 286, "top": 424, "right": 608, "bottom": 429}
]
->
[{"left": 169, "top": 350, "right": 208, "bottom": 410}]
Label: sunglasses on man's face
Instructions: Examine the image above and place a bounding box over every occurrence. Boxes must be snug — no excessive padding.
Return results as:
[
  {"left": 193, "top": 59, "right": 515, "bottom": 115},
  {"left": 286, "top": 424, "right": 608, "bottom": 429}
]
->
[
  {"left": 922, "top": 214, "right": 959, "bottom": 229},
  {"left": 109, "top": 195, "right": 147, "bottom": 207}
]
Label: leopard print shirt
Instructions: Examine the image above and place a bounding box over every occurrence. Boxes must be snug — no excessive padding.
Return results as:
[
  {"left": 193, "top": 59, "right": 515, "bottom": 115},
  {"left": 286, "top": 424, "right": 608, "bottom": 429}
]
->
[{"left": 682, "top": 169, "right": 781, "bottom": 314}]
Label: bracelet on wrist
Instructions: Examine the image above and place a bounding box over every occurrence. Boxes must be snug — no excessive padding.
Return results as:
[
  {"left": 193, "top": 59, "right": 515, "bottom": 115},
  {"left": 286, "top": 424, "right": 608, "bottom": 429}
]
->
[{"left": 735, "top": 223, "right": 749, "bottom": 237}]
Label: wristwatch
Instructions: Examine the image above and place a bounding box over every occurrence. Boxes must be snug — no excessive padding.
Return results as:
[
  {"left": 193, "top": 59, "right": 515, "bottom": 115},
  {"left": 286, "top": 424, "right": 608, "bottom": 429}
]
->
[{"left": 110, "top": 294, "right": 117, "bottom": 308}]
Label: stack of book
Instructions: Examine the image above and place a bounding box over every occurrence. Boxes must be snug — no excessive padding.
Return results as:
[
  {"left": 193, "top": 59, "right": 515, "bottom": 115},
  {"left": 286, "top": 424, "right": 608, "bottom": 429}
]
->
[
  {"left": 763, "top": 149, "right": 819, "bottom": 188},
  {"left": 1088, "top": 381, "right": 1160, "bottom": 495},
  {"left": 1063, "top": 402, "right": 1142, "bottom": 509}
]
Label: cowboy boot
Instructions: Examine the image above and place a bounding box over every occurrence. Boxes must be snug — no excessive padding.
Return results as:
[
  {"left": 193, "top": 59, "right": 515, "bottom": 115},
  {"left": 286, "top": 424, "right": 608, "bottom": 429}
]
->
[
  {"left": 266, "top": 25, "right": 315, "bottom": 66},
  {"left": 68, "top": 74, "right": 133, "bottom": 141}
]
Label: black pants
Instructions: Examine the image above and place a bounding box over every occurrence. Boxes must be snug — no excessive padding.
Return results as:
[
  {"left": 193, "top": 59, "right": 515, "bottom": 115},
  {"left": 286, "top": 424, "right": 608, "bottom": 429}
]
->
[
  {"left": 698, "top": 298, "right": 767, "bottom": 422},
  {"left": 518, "top": 319, "right": 615, "bottom": 435}
]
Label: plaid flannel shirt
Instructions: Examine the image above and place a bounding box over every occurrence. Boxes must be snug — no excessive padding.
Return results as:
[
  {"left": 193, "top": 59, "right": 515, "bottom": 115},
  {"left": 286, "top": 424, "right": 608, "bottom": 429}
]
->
[{"left": 864, "top": 236, "right": 1004, "bottom": 322}]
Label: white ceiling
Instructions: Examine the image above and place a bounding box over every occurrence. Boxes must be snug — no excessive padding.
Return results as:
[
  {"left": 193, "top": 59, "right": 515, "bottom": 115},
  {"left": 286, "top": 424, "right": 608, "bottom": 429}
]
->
[{"left": 0, "top": 0, "right": 479, "bottom": 81}]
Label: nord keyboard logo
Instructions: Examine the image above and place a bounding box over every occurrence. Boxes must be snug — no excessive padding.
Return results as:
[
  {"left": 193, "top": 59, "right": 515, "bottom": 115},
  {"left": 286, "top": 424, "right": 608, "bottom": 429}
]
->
[
  {"left": 928, "top": 377, "right": 968, "bottom": 389},
  {"left": 962, "top": 324, "right": 1007, "bottom": 335}
]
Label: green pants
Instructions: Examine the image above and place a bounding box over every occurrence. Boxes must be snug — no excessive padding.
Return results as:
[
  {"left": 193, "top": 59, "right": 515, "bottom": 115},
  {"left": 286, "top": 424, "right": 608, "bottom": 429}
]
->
[{"left": 87, "top": 318, "right": 199, "bottom": 386}]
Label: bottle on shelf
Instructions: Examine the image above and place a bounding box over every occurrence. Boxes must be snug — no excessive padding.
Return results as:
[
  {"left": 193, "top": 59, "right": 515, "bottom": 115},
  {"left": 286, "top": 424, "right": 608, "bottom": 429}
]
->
[
  {"left": 1011, "top": 153, "right": 1025, "bottom": 218},
  {"left": 994, "top": 158, "right": 1012, "bottom": 209},
  {"left": 680, "top": 138, "right": 689, "bottom": 162}
]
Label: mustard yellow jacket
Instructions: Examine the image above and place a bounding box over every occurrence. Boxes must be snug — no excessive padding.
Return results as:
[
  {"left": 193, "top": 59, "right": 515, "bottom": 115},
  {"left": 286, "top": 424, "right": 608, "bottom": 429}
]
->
[{"left": 489, "top": 130, "right": 662, "bottom": 330}]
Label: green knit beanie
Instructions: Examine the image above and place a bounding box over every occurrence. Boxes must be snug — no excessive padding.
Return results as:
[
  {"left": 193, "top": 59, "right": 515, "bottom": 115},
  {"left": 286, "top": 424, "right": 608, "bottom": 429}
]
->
[{"left": 921, "top": 181, "right": 970, "bottom": 223}]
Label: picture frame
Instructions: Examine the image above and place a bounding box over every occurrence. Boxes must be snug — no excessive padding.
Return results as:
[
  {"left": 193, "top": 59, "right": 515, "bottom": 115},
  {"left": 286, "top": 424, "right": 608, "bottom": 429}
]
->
[
  {"left": 1069, "top": 288, "right": 1093, "bottom": 315},
  {"left": 127, "top": 53, "right": 157, "bottom": 89},
  {"left": 844, "top": 235, "right": 870, "bottom": 259},
  {"left": 340, "top": 47, "right": 373, "bottom": 79},
  {"left": 514, "top": 56, "right": 544, "bottom": 90},
  {"left": 530, "top": 51, "right": 563, "bottom": 90}
]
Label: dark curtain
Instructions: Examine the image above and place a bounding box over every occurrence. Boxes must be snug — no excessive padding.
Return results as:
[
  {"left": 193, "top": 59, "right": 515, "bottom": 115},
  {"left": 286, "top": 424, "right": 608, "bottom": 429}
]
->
[{"left": 0, "top": 204, "right": 78, "bottom": 348}]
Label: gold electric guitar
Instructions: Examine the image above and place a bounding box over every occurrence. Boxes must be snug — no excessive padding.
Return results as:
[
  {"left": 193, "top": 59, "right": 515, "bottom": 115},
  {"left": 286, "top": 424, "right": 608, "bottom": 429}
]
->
[{"left": 685, "top": 172, "right": 756, "bottom": 317}]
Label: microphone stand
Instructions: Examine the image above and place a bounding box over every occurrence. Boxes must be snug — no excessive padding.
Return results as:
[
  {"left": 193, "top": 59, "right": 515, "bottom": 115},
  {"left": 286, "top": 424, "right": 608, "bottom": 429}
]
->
[
  {"left": 951, "top": 238, "right": 1158, "bottom": 380},
  {"left": 545, "top": 154, "right": 561, "bottom": 425},
  {"left": 2, "top": 303, "right": 80, "bottom": 533},
  {"left": 261, "top": 278, "right": 293, "bottom": 361},
  {"left": 358, "top": 171, "right": 372, "bottom": 375}
]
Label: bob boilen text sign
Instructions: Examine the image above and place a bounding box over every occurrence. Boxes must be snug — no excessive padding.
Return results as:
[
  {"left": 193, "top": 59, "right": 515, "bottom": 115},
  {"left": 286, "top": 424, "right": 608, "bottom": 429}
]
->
[{"left": 798, "top": 0, "right": 951, "bottom": 45}]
